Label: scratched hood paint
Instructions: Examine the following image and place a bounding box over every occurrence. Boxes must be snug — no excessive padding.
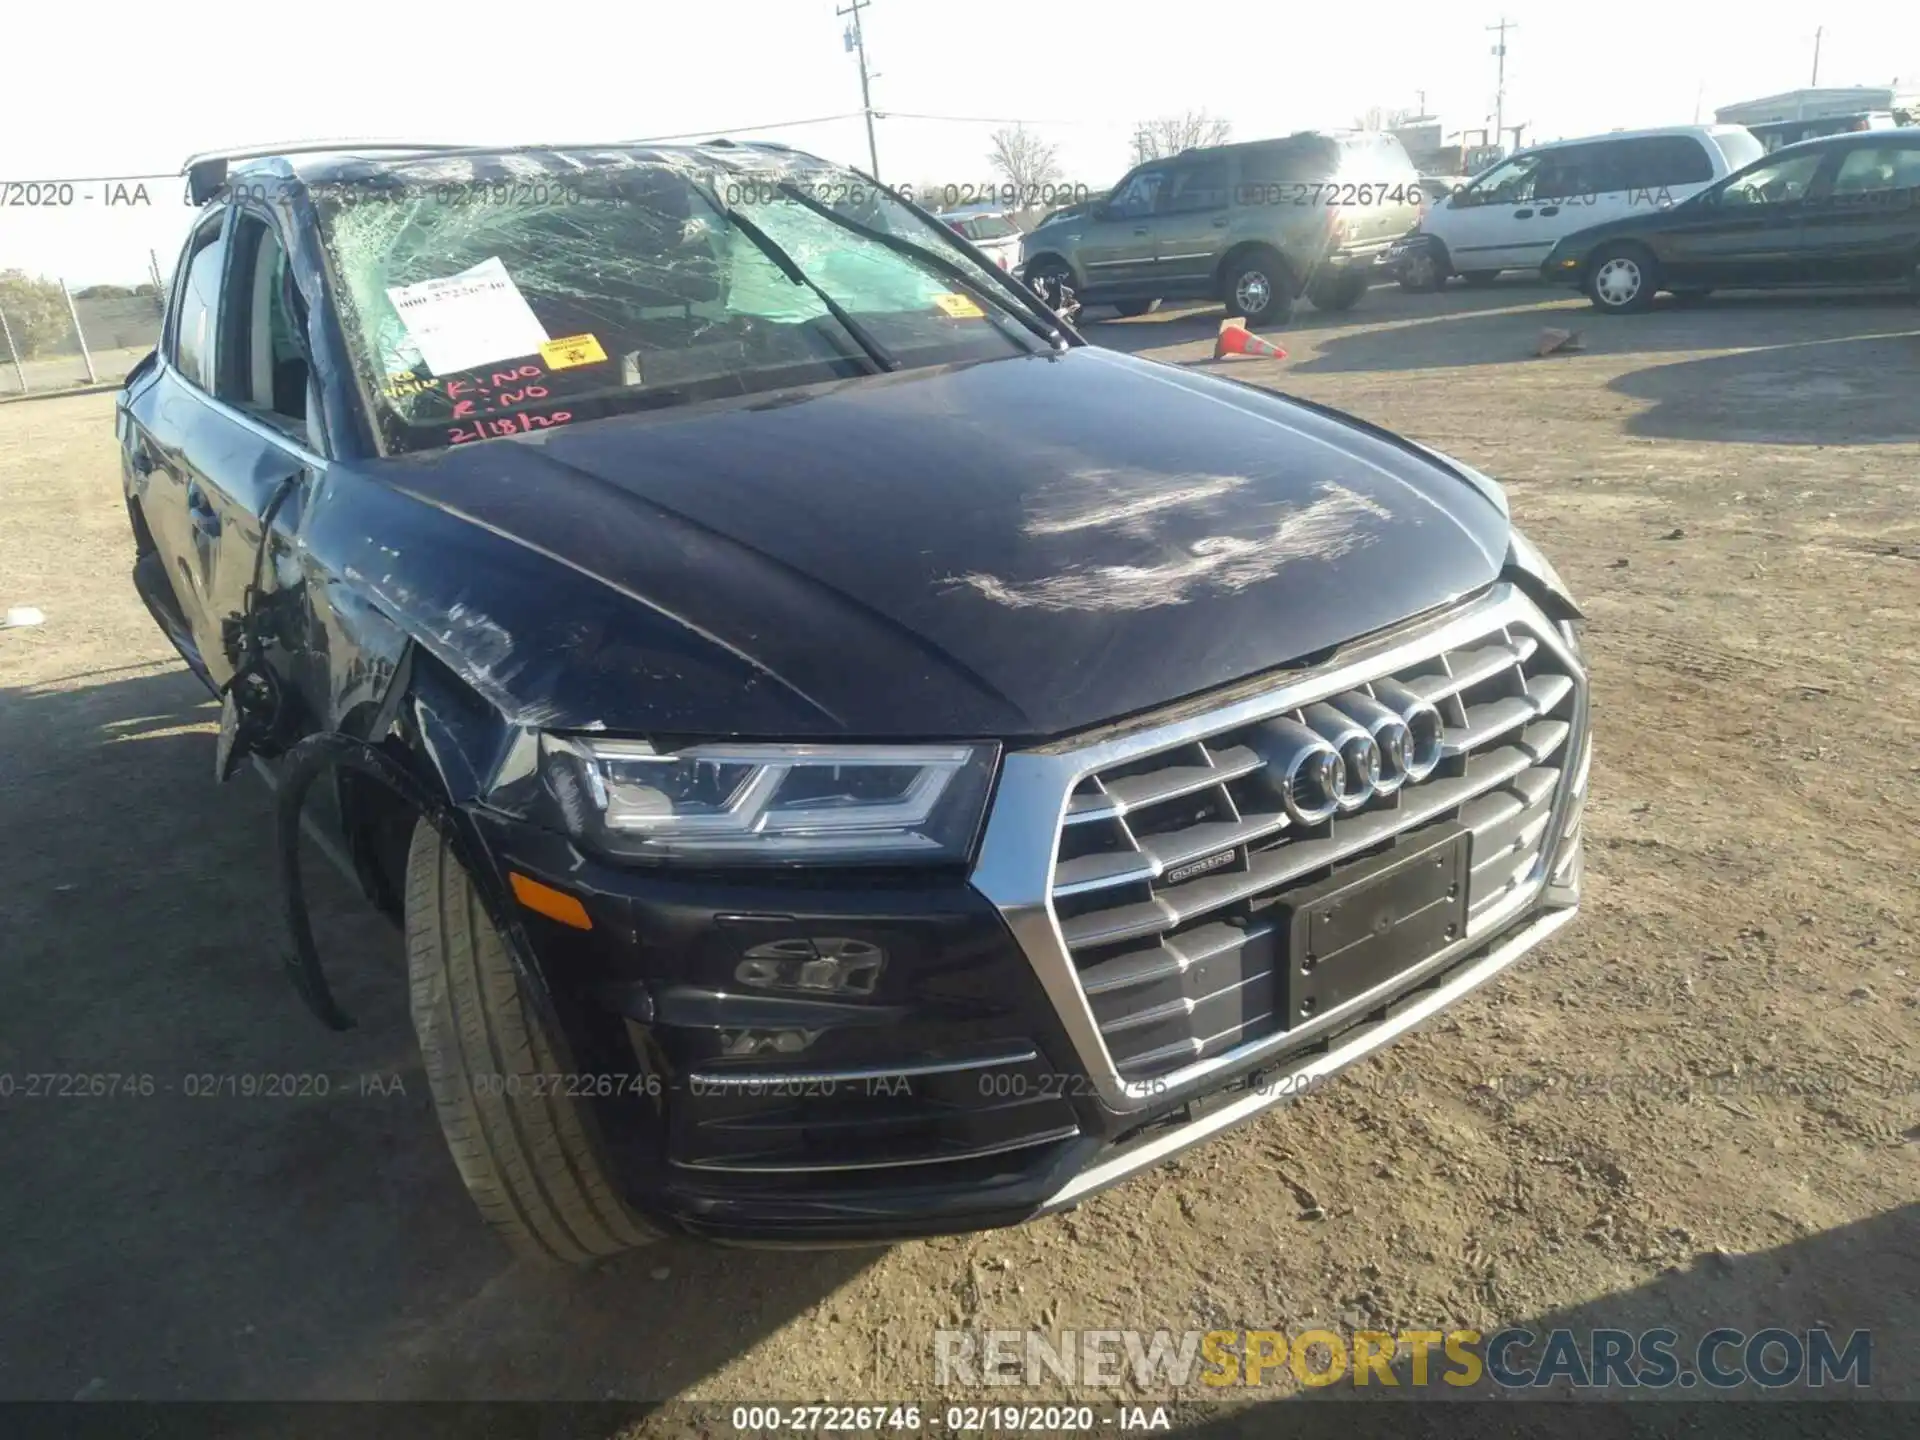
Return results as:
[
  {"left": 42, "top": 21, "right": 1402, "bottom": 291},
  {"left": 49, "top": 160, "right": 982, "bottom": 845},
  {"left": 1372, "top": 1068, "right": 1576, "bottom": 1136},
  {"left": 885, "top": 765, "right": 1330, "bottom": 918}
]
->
[{"left": 328, "top": 346, "right": 1509, "bottom": 740}]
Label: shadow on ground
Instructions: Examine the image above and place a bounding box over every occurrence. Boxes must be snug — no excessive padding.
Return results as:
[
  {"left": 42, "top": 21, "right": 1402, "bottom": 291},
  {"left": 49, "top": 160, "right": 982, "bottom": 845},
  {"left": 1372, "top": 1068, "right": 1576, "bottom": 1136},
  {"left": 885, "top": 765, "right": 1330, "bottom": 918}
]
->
[
  {"left": 1287, "top": 291, "right": 1920, "bottom": 377},
  {"left": 1169, "top": 1203, "right": 1916, "bottom": 1434},
  {"left": 0, "top": 666, "right": 874, "bottom": 1400},
  {"left": 1077, "top": 277, "right": 1568, "bottom": 357},
  {"left": 1609, "top": 332, "right": 1920, "bottom": 444}
]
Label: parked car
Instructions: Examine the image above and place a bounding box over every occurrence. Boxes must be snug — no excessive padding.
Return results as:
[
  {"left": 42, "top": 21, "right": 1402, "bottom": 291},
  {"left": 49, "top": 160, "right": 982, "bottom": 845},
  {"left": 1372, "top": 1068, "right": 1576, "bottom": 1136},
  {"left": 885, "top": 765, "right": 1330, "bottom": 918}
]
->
[
  {"left": 1019, "top": 131, "right": 1424, "bottom": 326},
  {"left": 939, "top": 204, "right": 1023, "bottom": 271},
  {"left": 1544, "top": 130, "right": 1920, "bottom": 312},
  {"left": 120, "top": 139, "right": 1588, "bottom": 1260},
  {"left": 1391, "top": 125, "right": 1766, "bottom": 290}
]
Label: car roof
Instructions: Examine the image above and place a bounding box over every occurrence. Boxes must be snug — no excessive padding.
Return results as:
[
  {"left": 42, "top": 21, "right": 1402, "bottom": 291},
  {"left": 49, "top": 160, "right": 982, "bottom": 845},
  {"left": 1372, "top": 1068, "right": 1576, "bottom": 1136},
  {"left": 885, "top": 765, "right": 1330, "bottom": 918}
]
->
[
  {"left": 1755, "top": 129, "right": 1920, "bottom": 160},
  {"left": 193, "top": 139, "right": 825, "bottom": 196},
  {"left": 1522, "top": 123, "right": 1752, "bottom": 152}
]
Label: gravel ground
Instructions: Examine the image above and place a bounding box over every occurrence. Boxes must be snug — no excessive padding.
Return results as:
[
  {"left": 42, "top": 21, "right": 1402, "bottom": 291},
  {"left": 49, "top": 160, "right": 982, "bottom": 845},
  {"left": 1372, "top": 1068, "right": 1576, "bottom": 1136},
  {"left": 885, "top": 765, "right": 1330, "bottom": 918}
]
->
[{"left": 1, "top": 277, "right": 1914, "bottom": 1417}]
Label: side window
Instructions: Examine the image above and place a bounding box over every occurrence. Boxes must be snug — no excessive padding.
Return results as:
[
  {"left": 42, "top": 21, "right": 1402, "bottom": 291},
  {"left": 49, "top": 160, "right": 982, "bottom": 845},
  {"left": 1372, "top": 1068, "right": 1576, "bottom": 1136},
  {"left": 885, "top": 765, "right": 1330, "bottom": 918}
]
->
[
  {"left": 1533, "top": 144, "right": 1603, "bottom": 200},
  {"left": 1108, "top": 168, "right": 1166, "bottom": 219},
  {"left": 1237, "top": 139, "right": 1338, "bottom": 190},
  {"left": 1463, "top": 153, "right": 1542, "bottom": 206},
  {"left": 1606, "top": 137, "right": 1715, "bottom": 192},
  {"left": 1829, "top": 144, "right": 1920, "bottom": 195},
  {"left": 1645, "top": 136, "right": 1714, "bottom": 186},
  {"left": 168, "top": 214, "right": 228, "bottom": 391},
  {"left": 1160, "top": 156, "right": 1229, "bottom": 214},
  {"left": 217, "top": 213, "right": 310, "bottom": 430},
  {"left": 1718, "top": 151, "right": 1825, "bottom": 207}
]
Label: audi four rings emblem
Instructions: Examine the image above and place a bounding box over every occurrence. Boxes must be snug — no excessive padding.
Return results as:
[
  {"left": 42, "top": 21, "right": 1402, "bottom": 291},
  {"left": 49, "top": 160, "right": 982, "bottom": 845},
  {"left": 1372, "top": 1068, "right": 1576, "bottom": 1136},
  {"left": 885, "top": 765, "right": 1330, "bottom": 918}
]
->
[{"left": 1255, "top": 687, "right": 1445, "bottom": 825}]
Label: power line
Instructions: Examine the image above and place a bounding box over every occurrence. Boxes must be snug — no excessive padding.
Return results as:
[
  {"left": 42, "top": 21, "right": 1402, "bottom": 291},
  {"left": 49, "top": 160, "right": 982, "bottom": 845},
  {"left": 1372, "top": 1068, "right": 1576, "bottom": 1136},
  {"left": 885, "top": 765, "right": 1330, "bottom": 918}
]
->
[{"left": 882, "top": 111, "right": 1103, "bottom": 127}]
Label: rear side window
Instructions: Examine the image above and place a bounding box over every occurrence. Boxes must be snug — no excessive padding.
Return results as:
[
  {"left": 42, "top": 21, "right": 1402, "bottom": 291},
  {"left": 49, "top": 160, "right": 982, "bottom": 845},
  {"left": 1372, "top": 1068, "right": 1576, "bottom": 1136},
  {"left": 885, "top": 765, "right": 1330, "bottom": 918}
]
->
[
  {"left": 1829, "top": 144, "right": 1920, "bottom": 195},
  {"left": 1237, "top": 138, "right": 1339, "bottom": 188},
  {"left": 1603, "top": 136, "right": 1715, "bottom": 191},
  {"left": 1161, "top": 156, "right": 1230, "bottom": 214},
  {"left": 168, "top": 215, "right": 228, "bottom": 391},
  {"left": 1715, "top": 129, "right": 1766, "bottom": 172},
  {"left": 960, "top": 214, "right": 1018, "bottom": 240}
]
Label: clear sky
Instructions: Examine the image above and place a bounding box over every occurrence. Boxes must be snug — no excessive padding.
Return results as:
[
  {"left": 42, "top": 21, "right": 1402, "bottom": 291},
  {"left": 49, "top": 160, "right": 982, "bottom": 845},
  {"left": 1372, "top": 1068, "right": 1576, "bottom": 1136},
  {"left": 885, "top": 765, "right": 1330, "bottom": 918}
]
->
[{"left": 1, "top": 0, "right": 1914, "bottom": 286}]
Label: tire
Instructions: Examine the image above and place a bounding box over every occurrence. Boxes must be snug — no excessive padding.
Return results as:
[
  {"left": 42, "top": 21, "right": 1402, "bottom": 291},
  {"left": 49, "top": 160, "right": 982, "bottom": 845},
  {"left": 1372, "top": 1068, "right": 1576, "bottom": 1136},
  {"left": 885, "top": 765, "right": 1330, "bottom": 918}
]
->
[
  {"left": 1586, "top": 244, "right": 1658, "bottom": 314},
  {"left": 1308, "top": 271, "right": 1371, "bottom": 311},
  {"left": 1111, "top": 299, "right": 1160, "bottom": 318},
  {"left": 1223, "top": 251, "right": 1295, "bottom": 328},
  {"left": 1460, "top": 270, "right": 1501, "bottom": 287},
  {"left": 404, "top": 818, "right": 660, "bottom": 1264},
  {"left": 1397, "top": 247, "right": 1444, "bottom": 292}
]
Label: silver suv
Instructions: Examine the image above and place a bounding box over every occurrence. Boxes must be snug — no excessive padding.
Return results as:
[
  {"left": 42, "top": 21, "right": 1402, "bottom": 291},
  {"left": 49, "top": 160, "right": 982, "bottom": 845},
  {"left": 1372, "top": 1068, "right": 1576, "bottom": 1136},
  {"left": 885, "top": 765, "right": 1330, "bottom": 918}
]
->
[{"left": 1019, "top": 131, "right": 1424, "bottom": 327}]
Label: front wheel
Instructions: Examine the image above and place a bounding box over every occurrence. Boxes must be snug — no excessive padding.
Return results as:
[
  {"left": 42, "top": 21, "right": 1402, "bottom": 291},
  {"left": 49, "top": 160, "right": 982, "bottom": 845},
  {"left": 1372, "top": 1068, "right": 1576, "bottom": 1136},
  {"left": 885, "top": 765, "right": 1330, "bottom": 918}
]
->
[
  {"left": 405, "top": 819, "right": 661, "bottom": 1265},
  {"left": 1587, "top": 245, "right": 1657, "bottom": 314},
  {"left": 1398, "top": 248, "right": 1444, "bottom": 292},
  {"left": 1223, "top": 253, "right": 1295, "bottom": 328}
]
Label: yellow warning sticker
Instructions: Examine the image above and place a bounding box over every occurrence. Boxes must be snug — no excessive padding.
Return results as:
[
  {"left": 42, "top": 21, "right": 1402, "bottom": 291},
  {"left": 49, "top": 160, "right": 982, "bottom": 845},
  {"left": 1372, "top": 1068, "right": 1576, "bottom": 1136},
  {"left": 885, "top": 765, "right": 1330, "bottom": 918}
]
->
[
  {"left": 931, "top": 293, "right": 985, "bottom": 319},
  {"left": 540, "top": 334, "right": 609, "bottom": 369}
]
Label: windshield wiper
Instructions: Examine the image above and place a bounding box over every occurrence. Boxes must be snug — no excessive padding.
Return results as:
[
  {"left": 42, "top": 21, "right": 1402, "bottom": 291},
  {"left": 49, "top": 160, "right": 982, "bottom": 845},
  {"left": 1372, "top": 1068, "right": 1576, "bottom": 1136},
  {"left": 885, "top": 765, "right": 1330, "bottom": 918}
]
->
[
  {"left": 771, "top": 181, "right": 1067, "bottom": 353},
  {"left": 697, "top": 188, "right": 900, "bottom": 375}
]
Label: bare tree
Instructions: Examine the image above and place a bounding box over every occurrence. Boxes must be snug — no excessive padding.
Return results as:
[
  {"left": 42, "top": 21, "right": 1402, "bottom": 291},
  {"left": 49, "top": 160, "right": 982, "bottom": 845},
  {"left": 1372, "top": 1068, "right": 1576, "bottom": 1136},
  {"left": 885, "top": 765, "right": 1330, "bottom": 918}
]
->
[
  {"left": 1131, "top": 111, "right": 1233, "bottom": 162},
  {"left": 986, "top": 126, "right": 1064, "bottom": 201}
]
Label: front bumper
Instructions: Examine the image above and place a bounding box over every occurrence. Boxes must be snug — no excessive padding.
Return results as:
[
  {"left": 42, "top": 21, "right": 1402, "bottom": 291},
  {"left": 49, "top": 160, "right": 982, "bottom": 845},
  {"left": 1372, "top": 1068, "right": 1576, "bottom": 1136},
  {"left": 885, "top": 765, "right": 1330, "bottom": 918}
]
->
[{"left": 484, "top": 586, "right": 1589, "bottom": 1245}]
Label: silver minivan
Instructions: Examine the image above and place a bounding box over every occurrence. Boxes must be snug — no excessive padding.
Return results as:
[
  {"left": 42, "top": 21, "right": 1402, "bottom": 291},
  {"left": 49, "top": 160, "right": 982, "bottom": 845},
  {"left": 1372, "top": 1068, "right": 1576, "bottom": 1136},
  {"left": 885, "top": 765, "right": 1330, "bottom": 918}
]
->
[{"left": 1396, "top": 125, "right": 1766, "bottom": 287}]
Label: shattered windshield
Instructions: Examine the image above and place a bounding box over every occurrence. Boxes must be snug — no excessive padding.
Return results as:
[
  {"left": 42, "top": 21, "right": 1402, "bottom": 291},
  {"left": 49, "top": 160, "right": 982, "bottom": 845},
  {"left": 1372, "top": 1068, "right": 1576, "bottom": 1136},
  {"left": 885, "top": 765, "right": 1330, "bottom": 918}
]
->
[{"left": 313, "top": 152, "right": 1049, "bottom": 455}]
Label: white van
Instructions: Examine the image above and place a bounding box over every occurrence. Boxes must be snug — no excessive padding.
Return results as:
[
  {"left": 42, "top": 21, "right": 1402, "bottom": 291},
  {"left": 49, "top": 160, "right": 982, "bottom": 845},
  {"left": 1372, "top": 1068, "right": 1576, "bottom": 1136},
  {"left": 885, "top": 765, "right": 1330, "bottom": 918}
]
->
[{"left": 1405, "top": 125, "right": 1766, "bottom": 285}]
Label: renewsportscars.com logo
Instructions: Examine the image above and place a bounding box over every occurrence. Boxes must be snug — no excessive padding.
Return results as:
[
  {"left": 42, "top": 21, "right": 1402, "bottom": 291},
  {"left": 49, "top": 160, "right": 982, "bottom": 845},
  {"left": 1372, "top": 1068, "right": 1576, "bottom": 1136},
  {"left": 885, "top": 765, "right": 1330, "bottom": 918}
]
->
[{"left": 933, "top": 1327, "right": 1872, "bottom": 1391}]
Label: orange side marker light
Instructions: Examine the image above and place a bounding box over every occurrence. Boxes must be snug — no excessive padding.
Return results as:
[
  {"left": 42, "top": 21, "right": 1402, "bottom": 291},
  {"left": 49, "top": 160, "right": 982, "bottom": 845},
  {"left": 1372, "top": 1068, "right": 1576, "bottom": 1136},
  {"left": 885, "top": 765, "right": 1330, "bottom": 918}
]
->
[{"left": 509, "top": 871, "right": 594, "bottom": 931}]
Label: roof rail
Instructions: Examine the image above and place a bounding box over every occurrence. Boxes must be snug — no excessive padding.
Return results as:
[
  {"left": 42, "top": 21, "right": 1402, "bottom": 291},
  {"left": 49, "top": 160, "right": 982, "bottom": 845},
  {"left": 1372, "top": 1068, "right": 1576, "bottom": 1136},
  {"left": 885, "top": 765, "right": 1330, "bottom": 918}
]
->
[{"left": 180, "top": 140, "right": 484, "bottom": 171}]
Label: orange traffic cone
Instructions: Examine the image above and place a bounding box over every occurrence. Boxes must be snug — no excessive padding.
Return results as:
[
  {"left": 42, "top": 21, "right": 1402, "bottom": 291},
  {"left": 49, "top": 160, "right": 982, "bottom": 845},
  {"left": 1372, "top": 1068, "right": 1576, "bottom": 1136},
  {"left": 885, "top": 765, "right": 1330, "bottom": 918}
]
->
[{"left": 1214, "top": 317, "right": 1288, "bottom": 361}]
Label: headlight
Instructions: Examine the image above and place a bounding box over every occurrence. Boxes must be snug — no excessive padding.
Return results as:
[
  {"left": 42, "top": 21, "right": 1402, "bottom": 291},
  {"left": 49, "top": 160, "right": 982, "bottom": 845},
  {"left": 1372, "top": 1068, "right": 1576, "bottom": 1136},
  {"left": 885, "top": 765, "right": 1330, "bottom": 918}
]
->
[{"left": 537, "top": 737, "right": 999, "bottom": 865}]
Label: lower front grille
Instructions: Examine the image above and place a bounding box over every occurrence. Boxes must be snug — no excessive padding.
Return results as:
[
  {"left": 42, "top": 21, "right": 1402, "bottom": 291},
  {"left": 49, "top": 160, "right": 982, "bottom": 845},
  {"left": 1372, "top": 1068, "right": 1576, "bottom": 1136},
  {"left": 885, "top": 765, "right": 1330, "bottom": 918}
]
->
[{"left": 971, "top": 584, "right": 1587, "bottom": 1107}]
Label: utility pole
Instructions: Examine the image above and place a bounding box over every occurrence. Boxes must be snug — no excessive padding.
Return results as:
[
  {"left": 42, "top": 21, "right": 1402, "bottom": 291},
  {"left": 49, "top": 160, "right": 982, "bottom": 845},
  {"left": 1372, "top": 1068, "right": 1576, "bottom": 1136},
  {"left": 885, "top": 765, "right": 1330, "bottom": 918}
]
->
[
  {"left": 1811, "top": 26, "right": 1823, "bottom": 86},
  {"left": 838, "top": 0, "right": 881, "bottom": 179},
  {"left": 1488, "top": 16, "right": 1516, "bottom": 155}
]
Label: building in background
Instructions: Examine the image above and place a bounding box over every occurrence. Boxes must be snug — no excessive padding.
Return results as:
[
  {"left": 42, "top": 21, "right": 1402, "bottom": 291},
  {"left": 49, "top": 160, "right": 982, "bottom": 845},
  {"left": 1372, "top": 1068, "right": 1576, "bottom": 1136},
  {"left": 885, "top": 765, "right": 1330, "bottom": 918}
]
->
[{"left": 1389, "top": 116, "right": 1504, "bottom": 177}]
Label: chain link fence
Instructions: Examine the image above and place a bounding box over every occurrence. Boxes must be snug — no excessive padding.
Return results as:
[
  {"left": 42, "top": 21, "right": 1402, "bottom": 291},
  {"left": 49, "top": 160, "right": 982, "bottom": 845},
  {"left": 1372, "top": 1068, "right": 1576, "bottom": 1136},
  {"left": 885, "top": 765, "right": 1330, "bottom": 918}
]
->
[{"left": 0, "top": 256, "right": 168, "bottom": 397}]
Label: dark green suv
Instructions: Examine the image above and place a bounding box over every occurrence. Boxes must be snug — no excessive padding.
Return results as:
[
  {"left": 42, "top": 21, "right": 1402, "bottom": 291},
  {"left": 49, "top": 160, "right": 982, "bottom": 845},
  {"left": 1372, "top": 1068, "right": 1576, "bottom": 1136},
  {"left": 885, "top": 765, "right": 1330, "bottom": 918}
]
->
[{"left": 1019, "top": 131, "right": 1423, "bottom": 327}]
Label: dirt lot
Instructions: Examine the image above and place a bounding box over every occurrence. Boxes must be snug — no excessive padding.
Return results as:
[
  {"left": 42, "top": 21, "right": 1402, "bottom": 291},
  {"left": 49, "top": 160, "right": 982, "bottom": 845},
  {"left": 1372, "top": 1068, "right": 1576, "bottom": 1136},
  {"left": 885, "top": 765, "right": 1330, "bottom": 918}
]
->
[{"left": 1, "top": 277, "right": 1915, "bottom": 1414}]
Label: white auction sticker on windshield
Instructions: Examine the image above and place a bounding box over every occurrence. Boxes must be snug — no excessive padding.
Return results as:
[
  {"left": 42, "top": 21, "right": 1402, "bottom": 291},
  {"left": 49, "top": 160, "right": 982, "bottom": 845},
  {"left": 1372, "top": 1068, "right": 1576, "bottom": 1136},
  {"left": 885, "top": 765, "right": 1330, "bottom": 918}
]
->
[{"left": 385, "top": 257, "right": 550, "bottom": 376}]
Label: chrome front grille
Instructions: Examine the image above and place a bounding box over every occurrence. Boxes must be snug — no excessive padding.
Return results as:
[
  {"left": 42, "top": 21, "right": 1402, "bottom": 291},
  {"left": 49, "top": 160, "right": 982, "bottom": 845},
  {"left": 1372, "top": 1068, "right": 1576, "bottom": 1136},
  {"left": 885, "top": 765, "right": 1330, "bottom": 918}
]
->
[{"left": 970, "top": 584, "right": 1587, "bottom": 1108}]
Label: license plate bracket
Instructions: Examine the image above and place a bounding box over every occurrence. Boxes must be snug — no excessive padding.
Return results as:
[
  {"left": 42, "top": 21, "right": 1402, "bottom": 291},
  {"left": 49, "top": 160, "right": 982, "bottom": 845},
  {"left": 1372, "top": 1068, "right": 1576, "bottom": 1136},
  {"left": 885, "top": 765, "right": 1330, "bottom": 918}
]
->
[{"left": 1273, "top": 822, "right": 1471, "bottom": 1029}]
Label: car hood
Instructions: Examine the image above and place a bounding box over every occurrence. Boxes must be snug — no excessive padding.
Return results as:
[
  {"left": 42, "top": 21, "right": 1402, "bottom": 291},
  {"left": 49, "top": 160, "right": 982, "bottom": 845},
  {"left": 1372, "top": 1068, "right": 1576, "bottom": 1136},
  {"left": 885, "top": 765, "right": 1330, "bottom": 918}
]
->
[{"left": 329, "top": 346, "right": 1508, "bottom": 741}]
